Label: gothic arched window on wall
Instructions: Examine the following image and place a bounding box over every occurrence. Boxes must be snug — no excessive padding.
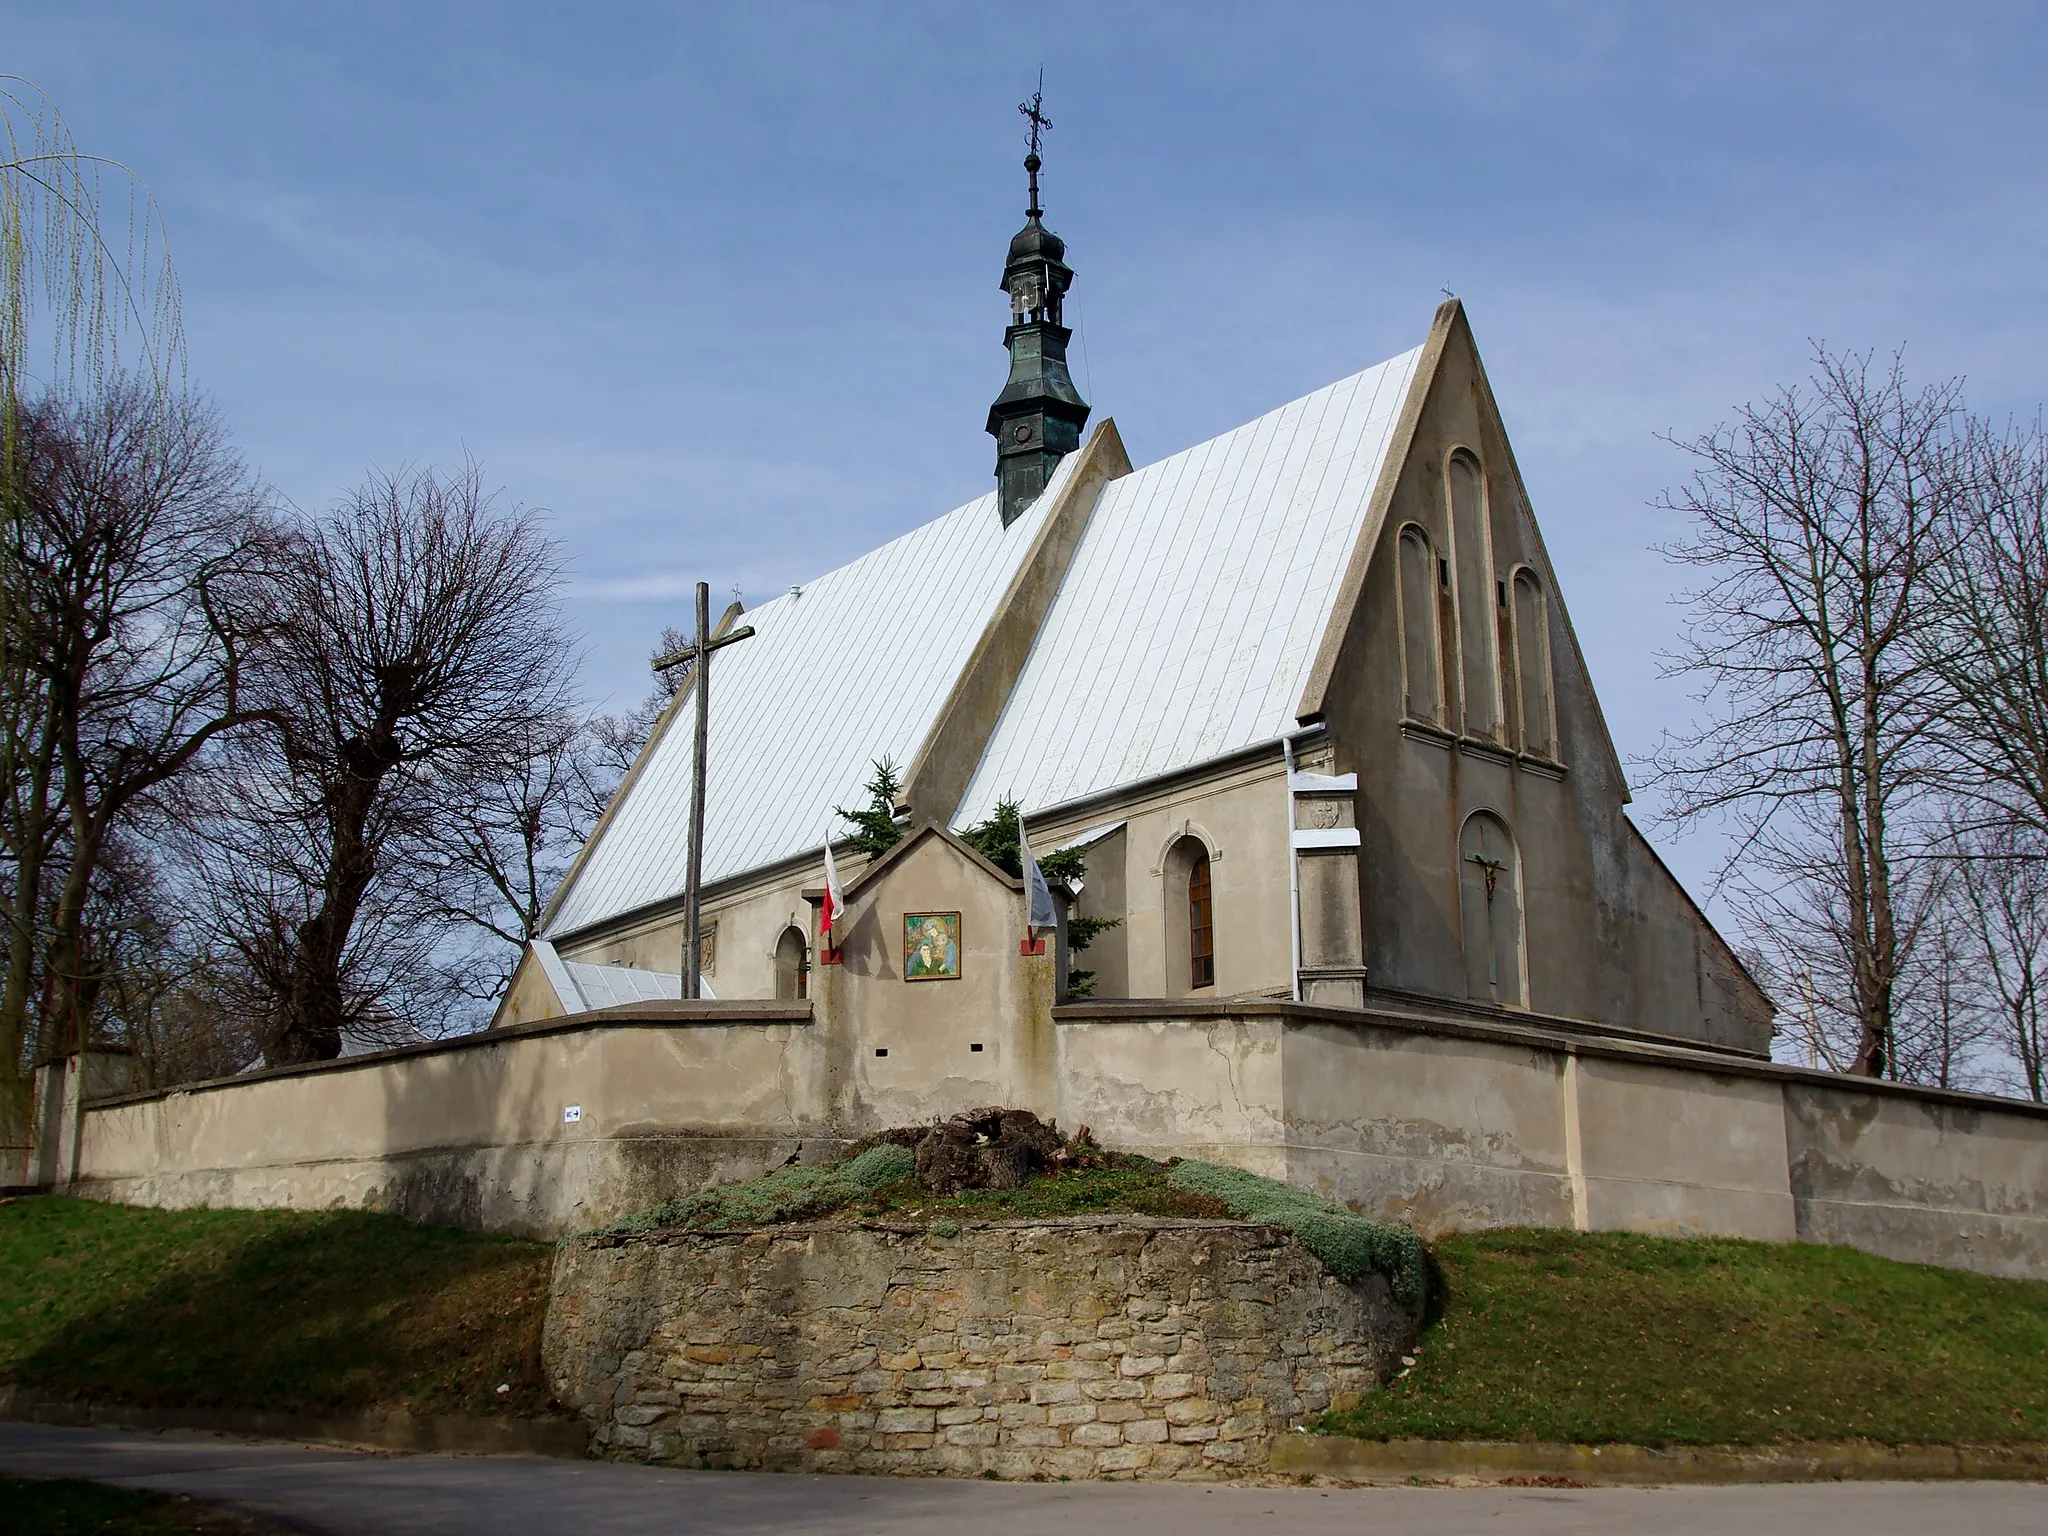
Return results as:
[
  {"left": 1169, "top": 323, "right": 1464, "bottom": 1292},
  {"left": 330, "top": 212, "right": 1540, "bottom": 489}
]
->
[
  {"left": 1188, "top": 852, "right": 1215, "bottom": 989},
  {"left": 1165, "top": 835, "right": 1216, "bottom": 994},
  {"left": 1458, "top": 812, "right": 1524, "bottom": 1008},
  {"left": 1447, "top": 452, "right": 1500, "bottom": 742},
  {"left": 1398, "top": 525, "right": 1442, "bottom": 725},
  {"left": 775, "top": 925, "right": 809, "bottom": 1000},
  {"left": 1513, "top": 569, "right": 1556, "bottom": 759}
]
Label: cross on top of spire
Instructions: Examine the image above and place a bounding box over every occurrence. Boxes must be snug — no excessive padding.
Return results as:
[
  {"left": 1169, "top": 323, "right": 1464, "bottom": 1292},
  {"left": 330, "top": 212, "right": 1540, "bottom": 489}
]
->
[{"left": 1019, "top": 71, "right": 1051, "bottom": 217}]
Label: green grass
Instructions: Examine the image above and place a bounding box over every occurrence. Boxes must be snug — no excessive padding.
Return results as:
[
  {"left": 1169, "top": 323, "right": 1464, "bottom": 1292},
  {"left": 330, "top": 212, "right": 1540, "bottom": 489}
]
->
[
  {"left": 1323, "top": 1227, "right": 2048, "bottom": 1446},
  {"left": 0, "top": 1197, "right": 555, "bottom": 1419},
  {"left": 608, "top": 1144, "right": 917, "bottom": 1232},
  {"left": 0, "top": 1477, "right": 269, "bottom": 1534},
  {"left": 611, "top": 1153, "right": 1236, "bottom": 1233},
  {"left": 850, "top": 1161, "right": 1233, "bottom": 1224}
]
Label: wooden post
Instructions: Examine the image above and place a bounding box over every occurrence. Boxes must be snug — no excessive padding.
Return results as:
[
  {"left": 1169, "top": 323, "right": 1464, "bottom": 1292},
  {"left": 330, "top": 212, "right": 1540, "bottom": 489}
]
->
[
  {"left": 685, "top": 582, "right": 710, "bottom": 999},
  {"left": 652, "top": 581, "right": 756, "bottom": 1001}
]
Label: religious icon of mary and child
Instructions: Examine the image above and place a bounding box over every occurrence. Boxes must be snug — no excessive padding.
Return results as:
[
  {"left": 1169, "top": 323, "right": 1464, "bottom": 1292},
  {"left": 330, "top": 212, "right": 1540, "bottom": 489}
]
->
[{"left": 903, "top": 912, "right": 961, "bottom": 982}]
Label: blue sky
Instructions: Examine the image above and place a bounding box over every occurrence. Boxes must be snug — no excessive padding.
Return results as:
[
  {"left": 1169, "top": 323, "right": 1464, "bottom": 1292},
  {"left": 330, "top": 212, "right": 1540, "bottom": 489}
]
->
[{"left": 8, "top": 2, "right": 2047, "bottom": 904}]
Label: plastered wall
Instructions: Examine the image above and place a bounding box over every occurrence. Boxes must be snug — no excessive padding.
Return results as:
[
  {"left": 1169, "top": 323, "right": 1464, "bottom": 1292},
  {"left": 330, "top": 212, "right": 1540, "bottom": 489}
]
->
[
  {"left": 1315, "top": 308, "right": 1773, "bottom": 1055},
  {"left": 60, "top": 998, "right": 2048, "bottom": 1279},
  {"left": 71, "top": 1006, "right": 825, "bottom": 1235},
  {"left": 1053, "top": 1000, "right": 2044, "bottom": 1277}
]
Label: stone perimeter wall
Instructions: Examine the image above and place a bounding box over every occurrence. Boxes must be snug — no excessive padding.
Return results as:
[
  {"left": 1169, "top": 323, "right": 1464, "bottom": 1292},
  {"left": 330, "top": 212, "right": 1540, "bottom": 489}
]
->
[{"left": 543, "top": 1218, "right": 1418, "bottom": 1481}]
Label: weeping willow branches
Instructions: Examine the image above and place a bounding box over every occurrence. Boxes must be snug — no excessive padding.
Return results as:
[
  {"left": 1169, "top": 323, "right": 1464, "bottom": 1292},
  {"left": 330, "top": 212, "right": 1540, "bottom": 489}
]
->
[{"left": 1, "top": 74, "right": 182, "bottom": 415}]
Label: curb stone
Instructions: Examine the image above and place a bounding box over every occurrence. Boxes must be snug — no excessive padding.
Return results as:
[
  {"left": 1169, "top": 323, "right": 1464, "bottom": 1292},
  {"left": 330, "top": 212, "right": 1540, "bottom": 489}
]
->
[
  {"left": 0, "top": 1387, "right": 587, "bottom": 1459},
  {"left": 1271, "top": 1433, "right": 2048, "bottom": 1485}
]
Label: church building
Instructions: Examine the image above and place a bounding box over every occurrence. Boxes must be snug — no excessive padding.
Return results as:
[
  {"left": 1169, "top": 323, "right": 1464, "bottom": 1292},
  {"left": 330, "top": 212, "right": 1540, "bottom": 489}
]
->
[
  {"left": 45, "top": 124, "right": 2041, "bottom": 1281},
  {"left": 497, "top": 134, "right": 1774, "bottom": 1110}
]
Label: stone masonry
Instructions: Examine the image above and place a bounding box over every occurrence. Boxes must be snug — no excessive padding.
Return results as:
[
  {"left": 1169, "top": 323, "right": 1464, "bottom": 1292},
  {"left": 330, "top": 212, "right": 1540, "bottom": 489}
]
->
[{"left": 544, "top": 1217, "right": 1420, "bottom": 1480}]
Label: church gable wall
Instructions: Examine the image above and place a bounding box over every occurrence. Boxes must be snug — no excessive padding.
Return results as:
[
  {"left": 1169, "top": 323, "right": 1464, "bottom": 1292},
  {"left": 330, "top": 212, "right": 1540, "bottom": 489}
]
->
[{"left": 1314, "top": 311, "right": 1770, "bottom": 1053}]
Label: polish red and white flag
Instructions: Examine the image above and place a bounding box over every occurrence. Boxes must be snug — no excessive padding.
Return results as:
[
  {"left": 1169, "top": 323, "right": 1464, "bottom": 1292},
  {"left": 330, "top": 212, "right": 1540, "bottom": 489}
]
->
[{"left": 821, "top": 840, "right": 845, "bottom": 938}]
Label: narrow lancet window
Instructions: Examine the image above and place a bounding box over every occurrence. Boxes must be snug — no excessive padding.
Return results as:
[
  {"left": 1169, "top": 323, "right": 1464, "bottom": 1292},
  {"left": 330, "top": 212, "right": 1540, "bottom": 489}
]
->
[
  {"left": 1513, "top": 570, "right": 1555, "bottom": 758},
  {"left": 1188, "top": 852, "right": 1215, "bottom": 990},
  {"left": 1458, "top": 812, "right": 1524, "bottom": 1008},
  {"left": 1399, "top": 526, "right": 1442, "bottom": 724},
  {"left": 1447, "top": 452, "right": 1500, "bottom": 740}
]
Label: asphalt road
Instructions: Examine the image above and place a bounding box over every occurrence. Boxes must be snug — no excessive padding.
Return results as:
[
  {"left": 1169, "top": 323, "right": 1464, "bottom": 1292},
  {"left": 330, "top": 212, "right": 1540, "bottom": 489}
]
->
[{"left": 3, "top": 1423, "right": 2044, "bottom": 1535}]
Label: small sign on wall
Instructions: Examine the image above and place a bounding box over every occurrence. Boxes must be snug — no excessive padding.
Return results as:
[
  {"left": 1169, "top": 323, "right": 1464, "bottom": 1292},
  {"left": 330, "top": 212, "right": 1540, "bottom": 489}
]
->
[
  {"left": 903, "top": 912, "right": 961, "bottom": 981},
  {"left": 563, "top": 1105, "right": 582, "bottom": 1124}
]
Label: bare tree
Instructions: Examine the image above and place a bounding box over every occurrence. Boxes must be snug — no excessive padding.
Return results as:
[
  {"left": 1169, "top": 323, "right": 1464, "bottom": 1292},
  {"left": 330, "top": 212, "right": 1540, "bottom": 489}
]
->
[
  {"left": 1887, "top": 855, "right": 1998, "bottom": 1092},
  {"left": 2, "top": 75, "right": 184, "bottom": 1145},
  {"left": 420, "top": 710, "right": 592, "bottom": 1003},
  {"left": 1947, "top": 819, "right": 2048, "bottom": 1101},
  {"left": 574, "top": 625, "right": 686, "bottom": 827},
  {"left": 1647, "top": 347, "right": 1967, "bottom": 1077},
  {"left": 200, "top": 463, "right": 574, "bottom": 1064},
  {"left": 77, "top": 832, "right": 258, "bottom": 1089},
  {"left": 1922, "top": 419, "right": 2048, "bottom": 838},
  {"left": 0, "top": 382, "right": 275, "bottom": 1079}
]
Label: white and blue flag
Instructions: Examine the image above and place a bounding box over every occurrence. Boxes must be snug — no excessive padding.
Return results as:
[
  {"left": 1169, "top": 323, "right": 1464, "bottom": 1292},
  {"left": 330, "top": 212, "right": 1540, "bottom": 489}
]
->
[{"left": 1019, "top": 818, "right": 1059, "bottom": 931}]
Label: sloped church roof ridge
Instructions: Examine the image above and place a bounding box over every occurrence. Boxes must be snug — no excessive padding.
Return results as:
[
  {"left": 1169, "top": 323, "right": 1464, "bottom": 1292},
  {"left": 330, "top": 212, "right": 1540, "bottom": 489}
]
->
[
  {"left": 948, "top": 343, "right": 1425, "bottom": 827},
  {"left": 544, "top": 335, "right": 1435, "bottom": 941}
]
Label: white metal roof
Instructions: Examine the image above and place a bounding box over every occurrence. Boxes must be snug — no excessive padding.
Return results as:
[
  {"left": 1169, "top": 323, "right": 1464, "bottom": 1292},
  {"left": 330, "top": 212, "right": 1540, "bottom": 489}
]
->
[
  {"left": 544, "top": 453, "right": 1079, "bottom": 938},
  {"left": 526, "top": 939, "right": 715, "bottom": 1009},
  {"left": 952, "top": 347, "right": 1421, "bottom": 827}
]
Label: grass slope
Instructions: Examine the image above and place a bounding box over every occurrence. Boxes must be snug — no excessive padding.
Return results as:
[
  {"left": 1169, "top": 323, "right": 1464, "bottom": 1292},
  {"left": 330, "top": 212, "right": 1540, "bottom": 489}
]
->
[
  {"left": 1325, "top": 1228, "right": 2048, "bottom": 1446},
  {"left": 0, "top": 1197, "right": 554, "bottom": 1419}
]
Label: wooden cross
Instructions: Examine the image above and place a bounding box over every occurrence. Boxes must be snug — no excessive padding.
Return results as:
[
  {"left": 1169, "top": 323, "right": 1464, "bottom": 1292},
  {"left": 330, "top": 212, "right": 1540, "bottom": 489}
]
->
[{"left": 652, "top": 582, "right": 756, "bottom": 999}]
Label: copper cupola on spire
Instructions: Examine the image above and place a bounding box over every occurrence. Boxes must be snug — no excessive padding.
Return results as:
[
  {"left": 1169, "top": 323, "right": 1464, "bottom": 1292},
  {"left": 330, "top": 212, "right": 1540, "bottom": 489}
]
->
[{"left": 986, "top": 80, "right": 1090, "bottom": 527}]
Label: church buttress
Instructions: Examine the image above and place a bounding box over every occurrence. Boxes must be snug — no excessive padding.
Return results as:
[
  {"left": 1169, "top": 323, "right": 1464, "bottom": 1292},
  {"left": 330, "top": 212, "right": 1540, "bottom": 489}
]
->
[{"left": 987, "top": 84, "right": 1090, "bottom": 527}]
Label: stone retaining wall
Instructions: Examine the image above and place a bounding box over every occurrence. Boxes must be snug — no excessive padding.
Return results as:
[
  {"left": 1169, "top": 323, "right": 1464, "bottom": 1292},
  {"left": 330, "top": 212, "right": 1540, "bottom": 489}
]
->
[{"left": 543, "top": 1217, "right": 1419, "bottom": 1480}]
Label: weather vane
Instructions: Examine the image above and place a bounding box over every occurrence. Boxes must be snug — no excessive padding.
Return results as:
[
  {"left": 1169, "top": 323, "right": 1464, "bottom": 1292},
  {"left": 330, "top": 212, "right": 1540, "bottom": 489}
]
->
[
  {"left": 1019, "top": 70, "right": 1051, "bottom": 158},
  {"left": 1019, "top": 70, "right": 1051, "bottom": 218}
]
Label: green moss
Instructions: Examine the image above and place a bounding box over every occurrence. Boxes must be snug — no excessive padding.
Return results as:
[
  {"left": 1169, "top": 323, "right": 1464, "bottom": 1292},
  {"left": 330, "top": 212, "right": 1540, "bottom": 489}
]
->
[
  {"left": 1323, "top": 1227, "right": 2048, "bottom": 1446},
  {"left": 1165, "top": 1159, "right": 1426, "bottom": 1304}
]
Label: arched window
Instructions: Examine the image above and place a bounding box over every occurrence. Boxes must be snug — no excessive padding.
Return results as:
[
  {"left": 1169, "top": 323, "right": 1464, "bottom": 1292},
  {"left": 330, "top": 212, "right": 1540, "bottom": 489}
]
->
[
  {"left": 1447, "top": 452, "right": 1499, "bottom": 741},
  {"left": 1458, "top": 812, "right": 1524, "bottom": 1008},
  {"left": 1164, "top": 835, "right": 1216, "bottom": 994},
  {"left": 1512, "top": 570, "right": 1555, "bottom": 759},
  {"left": 1398, "top": 525, "right": 1441, "bottom": 724},
  {"left": 1188, "top": 853, "right": 1214, "bottom": 990},
  {"left": 774, "top": 925, "right": 809, "bottom": 1001}
]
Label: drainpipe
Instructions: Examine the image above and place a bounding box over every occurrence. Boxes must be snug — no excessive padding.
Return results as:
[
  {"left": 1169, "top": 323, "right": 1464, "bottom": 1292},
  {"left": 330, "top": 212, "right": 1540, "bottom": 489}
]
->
[{"left": 1282, "top": 735, "right": 1303, "bottom": 1003}]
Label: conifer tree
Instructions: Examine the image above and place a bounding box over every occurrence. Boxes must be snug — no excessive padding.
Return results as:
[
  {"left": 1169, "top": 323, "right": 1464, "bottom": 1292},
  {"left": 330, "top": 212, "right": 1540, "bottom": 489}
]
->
[{"left": 834, "top": 759, "right": 904, "bottom": 856}]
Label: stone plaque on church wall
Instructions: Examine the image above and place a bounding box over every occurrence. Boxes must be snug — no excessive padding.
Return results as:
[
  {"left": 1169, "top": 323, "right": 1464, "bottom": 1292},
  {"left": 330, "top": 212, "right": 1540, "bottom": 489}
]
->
[{"left": 903, "top": 913, "right": 961, "bottom": 981}]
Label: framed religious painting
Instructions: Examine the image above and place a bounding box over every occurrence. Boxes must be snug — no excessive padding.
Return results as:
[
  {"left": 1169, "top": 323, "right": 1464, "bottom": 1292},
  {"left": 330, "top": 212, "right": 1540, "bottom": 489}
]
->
[{"left": 903, "top": 912, "right": 962, "bottom": 982}]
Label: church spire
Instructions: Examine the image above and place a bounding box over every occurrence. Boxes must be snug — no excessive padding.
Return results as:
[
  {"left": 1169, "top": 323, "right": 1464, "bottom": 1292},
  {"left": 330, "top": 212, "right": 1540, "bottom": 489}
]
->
[{"left": 986, "top": 79, "right": 1090, "bottom": 528}]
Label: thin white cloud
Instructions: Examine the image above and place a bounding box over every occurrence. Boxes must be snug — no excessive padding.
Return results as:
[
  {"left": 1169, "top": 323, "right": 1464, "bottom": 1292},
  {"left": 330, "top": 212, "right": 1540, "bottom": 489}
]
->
[{"left": 570, "top": 573, "right": 705, "bottom": 601}]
